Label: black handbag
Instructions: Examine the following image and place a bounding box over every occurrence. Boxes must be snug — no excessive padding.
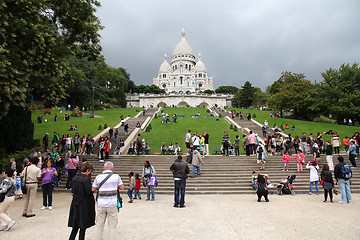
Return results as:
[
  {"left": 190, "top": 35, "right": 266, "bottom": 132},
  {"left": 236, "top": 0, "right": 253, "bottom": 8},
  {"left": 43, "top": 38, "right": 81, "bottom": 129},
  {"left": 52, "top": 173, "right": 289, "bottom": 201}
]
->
[{"left": 21, "top": 166, "right": 28, "bottom": 194}]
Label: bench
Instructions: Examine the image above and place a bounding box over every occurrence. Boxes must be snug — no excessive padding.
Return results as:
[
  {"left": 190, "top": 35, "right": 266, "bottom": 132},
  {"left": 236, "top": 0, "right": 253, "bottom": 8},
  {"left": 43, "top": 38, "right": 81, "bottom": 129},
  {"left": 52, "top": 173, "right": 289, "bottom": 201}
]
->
[
  {"left": 162, "top": 147, "right": 182, "bottom": 154},
  {"left": 177, "top": 114, "right": 185, "bottom": 117},
  {"left": 212, "top": 147, "right": 222, "bottom": 155}
]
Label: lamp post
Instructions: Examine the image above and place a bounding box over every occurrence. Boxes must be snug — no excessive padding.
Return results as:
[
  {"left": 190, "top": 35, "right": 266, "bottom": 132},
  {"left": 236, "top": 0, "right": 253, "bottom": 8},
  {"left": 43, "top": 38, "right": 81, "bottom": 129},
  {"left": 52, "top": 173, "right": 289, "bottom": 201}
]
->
[{"left": 91, "top": 86, "right": 95, "bottom": 118}]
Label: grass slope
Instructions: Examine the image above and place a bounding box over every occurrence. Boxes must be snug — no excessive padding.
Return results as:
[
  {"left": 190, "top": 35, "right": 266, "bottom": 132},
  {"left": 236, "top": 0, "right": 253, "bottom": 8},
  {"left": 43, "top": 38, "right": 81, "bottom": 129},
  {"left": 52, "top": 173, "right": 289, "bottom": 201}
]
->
[
  {"left": 141, "top": 108, "right": 243, "bottom": 154},
  {"left": 32, "top": 108, "right": 141, "bottom": 142},
  {"left": 229, "top": 108, "right": 360, "bottom": 149}
]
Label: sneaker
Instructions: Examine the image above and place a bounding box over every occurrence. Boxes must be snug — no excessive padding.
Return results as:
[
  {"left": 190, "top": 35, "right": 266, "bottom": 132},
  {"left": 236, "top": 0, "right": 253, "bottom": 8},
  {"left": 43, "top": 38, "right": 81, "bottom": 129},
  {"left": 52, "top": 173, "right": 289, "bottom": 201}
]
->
[
  {"left": 99, "top": 160, "right": 105, "bottom": 163},
  {"left": 41, "top": 206, "right": 47, "bottom": 210},
  {"left": 308, "top": 192, "right": 312, "bottom": 195},
  {"left": 128, "top": 200, "right": 133, "bottom": 203},
  {"left": 339, "top": 201, "right": 346, "bottom": 204},
  {"left": 48, "top": 206, "right": 52, "bottom": 210},
  {"left": 6, "top": 221, "right": 15, "bottom": 231}
]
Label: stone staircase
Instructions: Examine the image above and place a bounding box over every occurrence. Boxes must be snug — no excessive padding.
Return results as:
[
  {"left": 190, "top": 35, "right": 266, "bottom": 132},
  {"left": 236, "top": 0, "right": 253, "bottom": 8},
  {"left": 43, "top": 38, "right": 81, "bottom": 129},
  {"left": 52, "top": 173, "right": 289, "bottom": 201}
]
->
[{"left": 55, "top": 154, "right": 360, "bottom": 195}]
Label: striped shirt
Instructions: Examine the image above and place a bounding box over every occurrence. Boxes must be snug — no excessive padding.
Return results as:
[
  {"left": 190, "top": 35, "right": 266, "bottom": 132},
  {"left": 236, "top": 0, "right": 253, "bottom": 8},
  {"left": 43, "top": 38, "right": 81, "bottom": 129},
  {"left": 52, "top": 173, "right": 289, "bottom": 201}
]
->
[{"left": 92, "top": 170, "right": 123, "bottom": 207}]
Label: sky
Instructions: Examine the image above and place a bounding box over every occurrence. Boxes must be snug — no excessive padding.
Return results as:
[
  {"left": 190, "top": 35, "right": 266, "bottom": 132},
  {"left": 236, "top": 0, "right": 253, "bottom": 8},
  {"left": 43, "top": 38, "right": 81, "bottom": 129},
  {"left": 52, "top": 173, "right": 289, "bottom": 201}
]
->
[{"left": 95, "top": 0, "right": 360, "bottom": 90}]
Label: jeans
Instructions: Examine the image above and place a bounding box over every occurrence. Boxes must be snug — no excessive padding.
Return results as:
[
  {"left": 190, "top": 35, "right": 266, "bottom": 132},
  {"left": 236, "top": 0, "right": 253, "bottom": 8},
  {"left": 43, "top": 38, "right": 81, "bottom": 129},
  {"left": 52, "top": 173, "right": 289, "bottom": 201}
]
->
[
  {"left": 41, "top": 183, "right": 53, "bottom": 207},
  {"left": 174, "top": 179, "right": 186, "bottom": 207},
  {"left": 191, "top": 165, "right": 201, "bottom": 177},
  {"left": 114, "top": 135, "right": 118, "bottom": 143},
  {"left": 134, "top": 190, "right": 141, "bottom": 199},
  {"left": 338, "top": 179, "right": 352, "bottom": 203},
  {"left": 309, "top": 181, "right": 319, "bottom": 194},
  {"left": 66, "top": 169, "right": 77, "bottom": 189},
  {"left": 147, "top": 186, "right": 155, "bottom": 200},
  {"left": 223, "top": 142, "right": 229, "bottom": 156},
  {"left": 235, "top": 147, "right": 240, "bottom": 156},
  {"left": 349, "top": 154, "right": 356, "bottom": 167},
  {"left": 127, "top": 188, "right": 134, "bottom": 200},
  {"left": 74, "top": 143, "right": 79, "bottom": 153}
]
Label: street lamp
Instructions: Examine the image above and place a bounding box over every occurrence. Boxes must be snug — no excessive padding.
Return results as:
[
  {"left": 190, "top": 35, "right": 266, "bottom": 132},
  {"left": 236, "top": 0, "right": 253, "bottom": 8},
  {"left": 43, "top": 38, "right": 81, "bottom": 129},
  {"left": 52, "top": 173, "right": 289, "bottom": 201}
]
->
[{"left": 91, "top": 86, "right": 95, "bottom": 118}]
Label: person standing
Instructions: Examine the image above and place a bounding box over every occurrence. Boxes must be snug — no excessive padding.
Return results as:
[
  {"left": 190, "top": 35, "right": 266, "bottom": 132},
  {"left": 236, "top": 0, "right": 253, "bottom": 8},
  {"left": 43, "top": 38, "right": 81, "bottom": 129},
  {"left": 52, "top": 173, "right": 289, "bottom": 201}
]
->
[
  {"left": 334, "top": 156, "right": 352, "bottom": 204},
  {"left": 243, "top": 135, "right": 250, "bottom": 156},
  {"left": 248, "top": 131, "right": 256, "bottom": 155},
  {"left": 68, "top": 161, "right": 95, "bottom": 240},
  {"left": 190, "top": 148, "right": 204, "bottom": 178},
  {"left": 92, "top": 162, "right": 124, "bottom": 239},
  {"left": 300, "top": 132, "right": 307, "bottom": 154},
  {"left": 114, "top": 129, "right": 119, "bottom": 143},
  {"left": 325, "top": 140, "right": 334, "bottom": 171},
  {"left": 136, "top": 134, "right": 142, "bottom": 155},
  {"left": 21, "top": 157, "right": 41, "bottom": 218},
  {"left": 321, "top": 164, "right": 334, "bottom": 203},
  {"left": 192, "top": 132, "right": 200, "bottom": 150},
  {"left": 65, "top": 154, "right": 79, "bottom": 190},
  {"left": 185, "top": 129, "right": 192, "bottom": 155},
  {"left": 40, "top": 160, "right": 58, "bottom": 210},
  {"left": 43, "top": 133, "right": 49, "bottom": 152},
  {"left": 142, "top": 161, "right": 156, "bottom": 201},
  {"left": 306, "top": 160, "right": 319, "bottom": 195},
  {"left": 170, "top": 155, "right": 190, "bottom": 208},
  {"left": 74, "top": 133, "right": 81, "bottom": 154},
  {"left": 0, "top": 168, "right": 16, "bottom": 231},
  {"left": 104, "top": 137, "right": 111, "bottom": 160},
  {"left": 234, "top": 135, "right": 240, "bottom": 156},
  {"left": 203, "top": 130, "right": 209, "bottom": 156},
  {"left": 348, "top": 140, "right": 357, "bottom": 168},
  {"left": 331, "top": 132, "right": 341, "bottom": 154},
  {"left": 124, "top": 123, "right": 129, "bottom": 136},
  {"left": 222, "top": 132, "right": 230, "bottom": 156}
]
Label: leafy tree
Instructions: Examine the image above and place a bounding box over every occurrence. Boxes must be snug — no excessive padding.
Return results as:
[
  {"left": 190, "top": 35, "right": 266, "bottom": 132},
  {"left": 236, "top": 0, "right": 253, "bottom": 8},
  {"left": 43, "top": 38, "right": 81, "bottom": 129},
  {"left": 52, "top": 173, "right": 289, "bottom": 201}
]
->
[
  {"left": 232, "top": 81, "right": 255, "bottom": 108},
  {"left": 321, "top": 63, "right": 360, "bottom": 123},
  {"left": 203, "top": 89, "right": 215, "bottom": 94},
  {"left": 215, "top": 86, "right": 239, "bottom": 94},
  {"left": 268, "top": 71, "right": 322, "bottom": 120},
  {"left": 253, "top": 87, "right": 269, "bottom": 106}
]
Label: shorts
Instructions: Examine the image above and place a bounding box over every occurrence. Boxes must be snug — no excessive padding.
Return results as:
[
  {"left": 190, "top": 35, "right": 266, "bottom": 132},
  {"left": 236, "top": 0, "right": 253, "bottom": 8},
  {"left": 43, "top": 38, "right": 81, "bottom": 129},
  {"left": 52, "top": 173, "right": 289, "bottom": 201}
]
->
[
  {"left": 186, "top": 142, "right": 190, "bottom": 148},
  {"left": 284, "top": 162, "right": 288, "bottom": 168}
]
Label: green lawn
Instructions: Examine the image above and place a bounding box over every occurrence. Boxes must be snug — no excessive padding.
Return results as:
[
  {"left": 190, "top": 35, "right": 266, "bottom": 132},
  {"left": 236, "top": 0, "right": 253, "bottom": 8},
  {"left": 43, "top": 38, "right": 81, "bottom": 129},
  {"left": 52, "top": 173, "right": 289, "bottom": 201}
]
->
[
  {"left": 32, "top": 107, "right": 141, "bottom": 142},
  {"left": 229, "top": 108, "right": 360, "bottom": 148},
  {"left": 141, "top": 108, "right": 244, "bottom": 154}
]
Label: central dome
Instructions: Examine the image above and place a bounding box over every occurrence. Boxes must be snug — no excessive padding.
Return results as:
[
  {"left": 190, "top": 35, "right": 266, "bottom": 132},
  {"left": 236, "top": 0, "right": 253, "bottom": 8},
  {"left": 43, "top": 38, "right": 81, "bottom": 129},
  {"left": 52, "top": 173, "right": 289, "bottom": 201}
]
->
[{"left": 172, "top": 28, "right": 194, "bottom": 57}]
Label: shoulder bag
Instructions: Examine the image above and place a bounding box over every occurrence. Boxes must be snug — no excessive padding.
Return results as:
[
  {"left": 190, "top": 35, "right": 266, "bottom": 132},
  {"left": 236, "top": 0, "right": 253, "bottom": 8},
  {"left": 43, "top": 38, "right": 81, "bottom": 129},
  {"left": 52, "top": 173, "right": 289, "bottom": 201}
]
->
[{"left": 21, "top": 166, "right": 28, "bottom": 194}]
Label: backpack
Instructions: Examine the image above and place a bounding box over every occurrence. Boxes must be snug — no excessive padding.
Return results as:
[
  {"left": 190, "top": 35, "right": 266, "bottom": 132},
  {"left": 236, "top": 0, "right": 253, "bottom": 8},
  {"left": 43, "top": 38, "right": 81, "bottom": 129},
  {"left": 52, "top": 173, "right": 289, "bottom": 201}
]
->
[
  {"left": 341, "top": 164, "right": 352, "bottom": 180},
  {"left": 186, "top": 154, "right": 193, "bottom": 164}
]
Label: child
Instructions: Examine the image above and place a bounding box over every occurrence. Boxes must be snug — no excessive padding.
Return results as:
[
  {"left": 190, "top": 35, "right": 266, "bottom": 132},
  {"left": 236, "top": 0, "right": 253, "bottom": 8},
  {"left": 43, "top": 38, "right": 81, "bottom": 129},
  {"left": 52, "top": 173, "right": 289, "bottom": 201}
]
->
[
  {"left": 133, "top": 173, "right": 141, "bottom": 200},
  {"left": 251, "top": 171, "right": 258, "bottom": 190},
  {"left": 282, "top": 151, "right": 293, "bottom": 171},
  {"left": 199, "top": 134, "right": 205, "bottom": 157},
  {"left": 295, "top": 149, "right": 305, "bottom": 173},
  {"left": 161, "top": 142, "right": 166, "bottom": 155},
  {"left": 127, "top": 172, "right": 135, "bottom": 203}
]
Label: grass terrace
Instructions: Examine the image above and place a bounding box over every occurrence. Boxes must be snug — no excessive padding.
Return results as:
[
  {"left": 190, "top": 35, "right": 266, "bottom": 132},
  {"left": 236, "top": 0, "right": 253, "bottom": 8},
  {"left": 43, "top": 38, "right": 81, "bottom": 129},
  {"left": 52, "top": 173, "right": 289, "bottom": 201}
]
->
[
  {"left": 141, "top": 107, "right": 244, "bottom": 154},
  {"left": 32, "top": 107, "right": 141, "bottom": 143}
]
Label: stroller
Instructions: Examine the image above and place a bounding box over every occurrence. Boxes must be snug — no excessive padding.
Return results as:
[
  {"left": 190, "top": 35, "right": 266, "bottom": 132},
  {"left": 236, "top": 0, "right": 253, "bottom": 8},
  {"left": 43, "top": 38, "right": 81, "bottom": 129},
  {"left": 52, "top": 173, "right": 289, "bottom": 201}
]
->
[{"left": 276, "top": 175, "right": 296, "bottom": 195}]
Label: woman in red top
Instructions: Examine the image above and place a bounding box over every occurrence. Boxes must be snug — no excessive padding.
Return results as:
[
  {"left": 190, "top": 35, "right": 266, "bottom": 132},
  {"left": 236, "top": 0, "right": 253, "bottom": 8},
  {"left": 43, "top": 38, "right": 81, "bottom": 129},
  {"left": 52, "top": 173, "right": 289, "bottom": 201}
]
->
[
  {"left": 133, "top": 173, "right": 141, "bottom": 200},
  {"left": 104, "top": 137, "right": 111, "bottom": 160}
]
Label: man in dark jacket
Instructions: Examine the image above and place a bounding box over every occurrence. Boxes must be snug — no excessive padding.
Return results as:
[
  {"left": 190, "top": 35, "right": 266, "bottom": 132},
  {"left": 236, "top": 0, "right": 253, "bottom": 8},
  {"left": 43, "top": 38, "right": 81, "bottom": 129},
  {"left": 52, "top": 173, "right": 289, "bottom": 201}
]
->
[
  {"left": 334, "top": 156, "right": 352, "bottom": 204},
  {"left": 170, "top": 155, "right": 190, "bottom": 208}
]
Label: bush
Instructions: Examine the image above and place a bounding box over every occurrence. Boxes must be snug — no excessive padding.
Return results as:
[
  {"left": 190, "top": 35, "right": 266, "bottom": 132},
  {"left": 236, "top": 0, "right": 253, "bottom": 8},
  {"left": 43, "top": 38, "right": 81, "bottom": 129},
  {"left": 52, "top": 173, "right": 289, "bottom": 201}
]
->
[
  {"left": 44, "top": 108, "right": 51, "bottom": 115},
  {"left": 230, "top": 124, "right": 233, "bottom": 129},
  {"left": 98, "top": 125, "right": 102, "bottom": 130},
  {"left": 154, "top": 114, "right": 158, "bottom": 118},
  {"left": 71, "top": 107, "right": 83, "bottom": 117},
  {"left": 233, "top": 126, "right": 238, "bottom": 131},
  {"left": 104, "top": 123, "right": 108, "bottom": 129},
  {"left": 206, "top": 109, "right": 210, "bottom": 113},
  {"left": 219, "top": 114, "right": 222, "bottom": 118}
]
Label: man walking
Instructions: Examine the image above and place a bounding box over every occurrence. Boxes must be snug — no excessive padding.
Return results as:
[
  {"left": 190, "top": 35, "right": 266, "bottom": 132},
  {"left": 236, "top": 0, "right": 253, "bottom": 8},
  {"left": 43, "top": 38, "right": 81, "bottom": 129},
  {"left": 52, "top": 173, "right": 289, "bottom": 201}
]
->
[
  {"left": 301, "top": 132, "right": 307, "bottom": 154},
  {"left": 92, "top": 162, "right": 124, "bottom": 239},
  {"left": 222, "top": 132, "right": 230, "bottom": 156},
  {"left": 185, "top": 129, "right": 192, "bottom": 155},
  {"left": 248, "top": 131, "right": 256, "bottom": 155},
  {"left": 349, "top": 140, "right": 357, "bottom": 168},
  {"left": 334, "top": 156, "right": 352, "bottom": 204},
  {"left": 170, "top": 155, "right": 190, "bottom": 208},
  {"left": 204, "top": 130, "right": 209, "bottom": 156}
]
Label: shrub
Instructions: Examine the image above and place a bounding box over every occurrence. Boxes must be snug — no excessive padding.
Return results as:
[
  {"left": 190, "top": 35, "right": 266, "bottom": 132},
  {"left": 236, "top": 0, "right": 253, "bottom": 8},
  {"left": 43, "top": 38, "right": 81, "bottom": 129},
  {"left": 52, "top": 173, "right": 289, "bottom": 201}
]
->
[
  {"left": 44, "top": 108, "right": 51, "bottom": 115},
  {"left": 104, "top": 123, "right": 108, "bottom": 129},
  {"left": 98, "top": 125, "right": 102, "bottom": 130},
  {"left": 219, "top": 114, "right": 222, "bottom": 118},
  {"left": 206, "top": 109, "right": 210, "bottom": 113},
  {"left": 233, "top": 126, "right": 238, "bottom": 131},
  {"left": 71, "top": 107, "right": 83, "bottom": 117},
  {"left": 154, "top": 114, "right": 158, "bottom": 118},
  {"left": 230, "top": 124, "right": 233, "bottom": 129}
]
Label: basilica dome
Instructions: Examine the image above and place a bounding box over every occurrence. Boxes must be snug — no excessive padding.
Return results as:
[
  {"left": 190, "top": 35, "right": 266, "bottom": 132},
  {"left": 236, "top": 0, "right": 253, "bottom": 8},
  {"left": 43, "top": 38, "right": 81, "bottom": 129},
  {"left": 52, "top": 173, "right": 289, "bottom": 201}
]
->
[
  {"left": 172, "top": 28, "right": 194, "bottom": 57},
  {"left": 195, "top": 53, "right": 206, "bottom": 72},
  {"left": 159, "top": 54, "right": 171, "bottom": 72}
]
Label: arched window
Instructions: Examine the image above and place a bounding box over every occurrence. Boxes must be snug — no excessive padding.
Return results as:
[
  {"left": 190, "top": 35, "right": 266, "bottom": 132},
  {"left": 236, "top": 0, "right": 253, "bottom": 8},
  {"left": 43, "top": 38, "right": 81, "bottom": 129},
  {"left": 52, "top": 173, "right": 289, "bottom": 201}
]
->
[
  {"left": 180, "top": 76, "right": 183, "bottom": 85},
  {"left": 185, "top": 64, "right": 188, "bottom": 70},
  {"left": 189, "top": 65, "right": 191, "bottom": 71},
  {"left": 199, "top": 83, "right": 203, "bottom": 88},
  {"left": 162, "top": 84, "right": 166, "bottom": 89}
]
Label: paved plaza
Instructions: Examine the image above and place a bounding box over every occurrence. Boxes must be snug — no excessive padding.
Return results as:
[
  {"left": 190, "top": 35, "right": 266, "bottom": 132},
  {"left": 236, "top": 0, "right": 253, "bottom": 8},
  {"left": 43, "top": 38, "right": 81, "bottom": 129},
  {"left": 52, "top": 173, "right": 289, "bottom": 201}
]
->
[{"left": 1, "top": 192, "right": 359, "bottom": 239}]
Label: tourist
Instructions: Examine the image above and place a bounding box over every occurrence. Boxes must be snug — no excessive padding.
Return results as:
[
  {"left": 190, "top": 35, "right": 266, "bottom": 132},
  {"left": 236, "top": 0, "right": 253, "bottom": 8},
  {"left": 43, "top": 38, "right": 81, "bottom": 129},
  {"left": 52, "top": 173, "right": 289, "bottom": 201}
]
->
[
  {"left": 313, "top": 140, "right": 321, "bottom": 164},
  {"left": 331, "top": 131, "right": 341, "bottom": 154},
  {"left": 124, "top": 123, "right": 129, "bottom": 135},
  {"left": 190, "top": 148, "right": 204, "bottom": 178},
  {"left": 199, "top": 134, "right": 205, "bottom": 157},
  {"left": 251, "top": 171, "right": 258, "bottom": 190},
  {"left": 143, "top": 142, "right": 150, "bottom": 155},
  {"left": 295, "top": 149, "right": 305, "bottom": 174},
  {"left": 40, "top": 159, "right": 58, "bottom": 210},
  {"left": 68, "top": 161, "right": 95, "bottom": 240},
  {"left": 282, "top": 151, "right": 292, "bottom": 171},
  {"left": 128, "top": 142, "right": 135, "bottom": 155},
  {"left": 306, "top": 160, "right": 319, "bottom": 195},
  {"left": 65, "top": 153, "right": 79, "bottom": 190},
  {"left": 256, "top": 174, "right": 269, "bottom": 202},
  {"left": 185, "top": 129, "right": 192, "bottom": 155},
  {"left": 142, "top": 161, "right": 156, "bottom": 201},
  {"left": 92, "top": 161, "right": 124, "bottom": 239},
  {"left": 113, "top": 146, "right": 121, "bottom": 155},
  {"left": 192, "top": 132, "right": 200, "bottom": 150},
  {"left": 74, "top": 132, "right": 81, "bottom": 154},
  {"left": 81, "top": 134, "right": 87, "bottom": 154},
  {"left": 114, "top": 128, "right": 119, "bottom": 143},
  {"left": 50, "top": 147, "right": 59, "bottom": 161},
  {"left": 60, "top": 134, "right": 67, "bottom": 153},
  {"left": 248, "top": 131, "right": 256, "bottom": 154},
  {"left": 66, "top": 134, "right": 73, "bottom": 150},
  {"left": 21, "top": 157, "right": 41, "bottom": 218},
  {"left": 108, "top": 128, "right": 113, "bottom": 141},
  {"left": 54, "top": 114, "right": 57, "bottom": 122},
  {"left": 170, "top": 155, "right": 190, "bottom": 208},
  {"left": 325, "top": 140, "right": 334, "bottom": 170},
  {"left": 257, "top": 143, "right": 266, "bottom": 170},
  {"left": 343, "top": 136, "right": 349, "bottom": 153},
  {"left": 136, "top": 121, "right": 141, "bottom": 128},
  {"left": 85, "top": 134, "right": 94, "bottom": 155},
  {"left": 51, "top": 132, "right": 60, "bottom": 148},
  {"left": 98, "top": 137, "right": 105, "bottom": 161},
  {"left": 174, "top": 142, "right": 180, "bottom": 155},
  {"left": 161, "top": 142, "right": 167, "bottom": 155},
  {"left": 43, "top": 133, "right": 49, "bottom": 152},
  {"left": 55, "top": 154, "right": 64, "bottom": 186},
  {"left": 0, "top": 168, "right": 16, "bottom": 231},
  {"left": 321, "top": 164, "right": 334, "bottom": 203},
  {"left": 37, "top": 152, "right": 43, "bottom": 169},
  {"left": 133, "top": 173, "right": 141, "bottom": 200},
  {"left": 222, "top": 132, "right": 230, "bottom": 156},
  {"left": 300, "top": 132, "right": 307, "bottom": 154},
  {"left": 348, "top": 140, "right": 357, "bottom": 168},
  {"left": 168, "top": 142, "right": 174, "bottom": 154},
  {"left": 234, "top": 135, "right": 240, "bottom": 156},
  {"left": 104, "top": 137, "right": 111, "bottom": 160},
  {"left": 243, "top": 134, "right": 250, "bottom": 156},
  {"left": 334, "top": 156, "right": 352, "bottom": 203},
  {"left": 127, "top": 172, "right": 135, "bottom": 203},
  {"left": 293, "top": 136, "right": 300, "bottom": 152},
  {"left": 28, "top": 149, "right": 38, "bottom": 159},
  {"left": 136, "top": 134, "right": 142, "bottom": 155},
  {"left": 204, "top": 130, "right": 209, "bottom": 156}
]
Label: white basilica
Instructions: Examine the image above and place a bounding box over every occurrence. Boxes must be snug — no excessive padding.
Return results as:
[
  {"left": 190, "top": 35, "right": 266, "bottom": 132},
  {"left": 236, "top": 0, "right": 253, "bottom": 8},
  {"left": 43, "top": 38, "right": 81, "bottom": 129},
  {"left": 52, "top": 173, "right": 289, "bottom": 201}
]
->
[{"left": 153, "top": 29, "right": 214, "bottom": 93}]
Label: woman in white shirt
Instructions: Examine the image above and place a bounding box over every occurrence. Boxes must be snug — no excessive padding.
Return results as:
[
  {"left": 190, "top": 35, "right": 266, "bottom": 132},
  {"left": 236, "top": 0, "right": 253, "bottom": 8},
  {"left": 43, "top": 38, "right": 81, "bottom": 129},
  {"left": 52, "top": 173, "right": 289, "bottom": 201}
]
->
[{"left": 306, "top": 160, "right": 319, "bottom": 195}]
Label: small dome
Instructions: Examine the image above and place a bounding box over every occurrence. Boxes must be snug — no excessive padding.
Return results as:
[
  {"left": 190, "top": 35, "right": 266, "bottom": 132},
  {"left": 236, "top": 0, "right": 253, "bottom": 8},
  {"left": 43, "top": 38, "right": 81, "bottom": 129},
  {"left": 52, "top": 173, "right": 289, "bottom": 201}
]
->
[
  {"left": 172, "top": 28, "right": 194, "bottom": 57},
  {"left": 159, "top": 54, "right": 171, "bottom": 73},
  {"left": 195, "top": 53, "right": 206, "bottom": 72}
]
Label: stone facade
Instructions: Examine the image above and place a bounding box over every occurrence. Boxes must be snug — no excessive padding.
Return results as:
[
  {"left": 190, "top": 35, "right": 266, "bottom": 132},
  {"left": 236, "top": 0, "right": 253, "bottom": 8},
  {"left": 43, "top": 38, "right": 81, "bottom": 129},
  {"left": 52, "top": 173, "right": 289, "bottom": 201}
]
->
[{"left": 152, "top": 29, "right": 214, "bottom": 93}]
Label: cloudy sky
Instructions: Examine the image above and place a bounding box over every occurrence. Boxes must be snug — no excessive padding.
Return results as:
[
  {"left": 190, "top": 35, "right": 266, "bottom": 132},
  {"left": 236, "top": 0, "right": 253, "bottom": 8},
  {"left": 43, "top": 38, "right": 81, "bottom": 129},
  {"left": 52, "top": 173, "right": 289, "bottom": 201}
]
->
[{"left": 96, "top": 0, "right": 360, "bottom": 90}]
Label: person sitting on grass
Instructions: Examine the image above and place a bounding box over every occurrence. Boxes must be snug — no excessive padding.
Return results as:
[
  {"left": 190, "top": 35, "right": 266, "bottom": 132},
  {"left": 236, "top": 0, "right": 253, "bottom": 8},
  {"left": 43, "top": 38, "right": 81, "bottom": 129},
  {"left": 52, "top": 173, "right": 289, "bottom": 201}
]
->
[
  {"left": 161, "top": 142, "right": 167, "bottom": 155},
  {"left": 290, "top": 124, "right": 296, "bottom": 130},
  {"left": 128, "top": 142, "right": 135, "bottom": 155},
  {"left": 143, "top": 143, "right": 150, "bottom": 155},
  {"left": 174, "top": 143, "right": 180, "bottom": 155},
  {"left": 168, "top": 143, "right": 174, "bottom": 154}
]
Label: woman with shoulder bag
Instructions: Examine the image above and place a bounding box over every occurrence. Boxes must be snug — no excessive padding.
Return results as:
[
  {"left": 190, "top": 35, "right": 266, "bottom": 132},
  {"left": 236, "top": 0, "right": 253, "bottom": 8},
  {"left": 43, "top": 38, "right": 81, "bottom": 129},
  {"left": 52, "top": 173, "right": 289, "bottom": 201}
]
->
[
  {"left": 40, "top": 159, "right": 58, "bottom": 210},
  {"left": 142, "top": 161, "right": 156, "bottom": 201},
  {"left": 0, "top": 168, "right": 16, "bottom": 231},
  {"left": 320, "top": 164, "right": 334, "bottom": 203}
]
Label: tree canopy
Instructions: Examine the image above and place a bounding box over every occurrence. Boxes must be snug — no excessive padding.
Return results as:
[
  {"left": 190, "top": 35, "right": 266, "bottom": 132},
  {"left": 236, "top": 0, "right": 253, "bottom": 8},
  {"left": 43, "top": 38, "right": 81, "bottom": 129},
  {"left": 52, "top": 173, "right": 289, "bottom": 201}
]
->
[
  {"left": 215, "top": 86, "right": 239, "bottom": 94},
  {"left": 232, "top": 81, "right": 256, "bottom": 108}
]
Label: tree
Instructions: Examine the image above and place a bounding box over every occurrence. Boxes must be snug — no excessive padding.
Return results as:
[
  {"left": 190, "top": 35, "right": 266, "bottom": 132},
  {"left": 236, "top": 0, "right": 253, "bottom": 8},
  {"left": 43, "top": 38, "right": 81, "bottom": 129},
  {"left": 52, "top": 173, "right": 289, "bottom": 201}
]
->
[
  {"left": 267, "top": 71, "right": 322, "bottom": 120},
  {"left": 253, "top": 87, "right": 269, "bottom": 106},
  {"left": 215, "top": 86, "right": 239, "bottom": 94},
  {"left": 203, "top": 89, "right": 215, "bottom": 94},
  {"left": 232, "top": 81, "right": 255, "bottom": 108},
  {"left": 321, "top": 63, "right": 360, "bottom": 123}
]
